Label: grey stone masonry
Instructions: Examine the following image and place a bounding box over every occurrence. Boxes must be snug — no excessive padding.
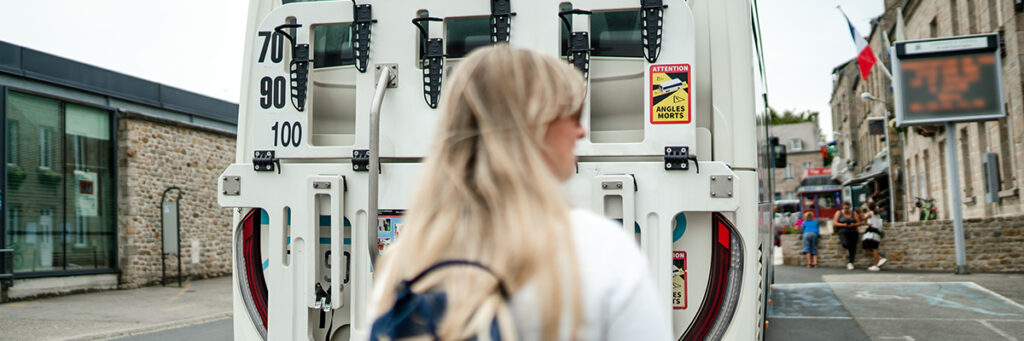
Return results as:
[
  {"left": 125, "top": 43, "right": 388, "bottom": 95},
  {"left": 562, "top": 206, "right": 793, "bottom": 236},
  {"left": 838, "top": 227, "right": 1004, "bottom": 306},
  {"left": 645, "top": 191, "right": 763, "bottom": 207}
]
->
[
  {"left": 781, "top": 215, "right": 1024, "bottom": 272},
  {"left": 117, "top": 116, "right": 236, "bottom": 288}
]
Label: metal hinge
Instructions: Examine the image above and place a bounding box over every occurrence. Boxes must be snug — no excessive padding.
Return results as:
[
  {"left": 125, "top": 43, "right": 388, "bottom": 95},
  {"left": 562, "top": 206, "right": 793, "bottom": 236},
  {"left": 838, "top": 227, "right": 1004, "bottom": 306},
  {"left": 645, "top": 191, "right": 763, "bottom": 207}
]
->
[
  {"left": 559, "top": 9, "right": 593, "bottom": 79},
  {"left": 490, "top": 0, "right": 515, "bottom": 43},
  {"left": 413, "top": 17, "right": 444, "bottom": 109},
  {"left": 352, "top": 149, "right": 369, "bottom": 172},
  {"left": 665, "top": 146, "right": 699, "bottom": 173},
  {"left": 352, "top": 2, "right": 377, "bottom": 73},
  {"left": 253, "top": 150, "right": 281, "bottom": 173},
  {"left": 640, "top": 0, "right": 668, "bottom": 63}
]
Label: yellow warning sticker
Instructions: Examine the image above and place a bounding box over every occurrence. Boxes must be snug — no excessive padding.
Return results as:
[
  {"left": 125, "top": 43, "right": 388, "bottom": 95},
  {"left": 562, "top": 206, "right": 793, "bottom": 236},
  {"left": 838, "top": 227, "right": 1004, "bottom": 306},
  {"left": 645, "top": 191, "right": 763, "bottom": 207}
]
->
[
  {"left": 650, "top": 64, "right": 691, "bottom": 124},
  {"left": 673, "top": 251, "right": 687, "bottom": 310}
]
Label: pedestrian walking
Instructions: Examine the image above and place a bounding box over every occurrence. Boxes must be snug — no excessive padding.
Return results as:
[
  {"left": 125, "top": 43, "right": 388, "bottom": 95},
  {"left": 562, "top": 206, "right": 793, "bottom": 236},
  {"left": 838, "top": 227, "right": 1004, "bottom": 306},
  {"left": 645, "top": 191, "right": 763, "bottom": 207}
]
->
[
  {"left": 833, "top": 201, "right": 861, "bottom": 270},
  {"left": 366, "top": 46, "right": 672, "bottom": 340},
  {"left": 800, "top": 211, "right": 820, "bottom": 268},
  {"left": 861, "top": 205, "right": 888, "bottom": 271}
]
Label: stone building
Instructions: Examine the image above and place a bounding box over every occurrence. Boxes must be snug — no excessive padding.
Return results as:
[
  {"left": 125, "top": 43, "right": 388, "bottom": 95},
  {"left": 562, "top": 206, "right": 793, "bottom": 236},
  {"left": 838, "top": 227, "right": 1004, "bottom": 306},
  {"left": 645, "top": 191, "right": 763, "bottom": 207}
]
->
[
  {"left": 830, "top": 0, "right": 1024, "bottom": 222},
  {"left": 0, "top": 40, "right": 237, "bottom": 300},
  {"left": 897, "top": 0, "right": 1024, "bottom": 221},
  {"left": 769, "top": 121, "right": 824, "bottom": 200}
]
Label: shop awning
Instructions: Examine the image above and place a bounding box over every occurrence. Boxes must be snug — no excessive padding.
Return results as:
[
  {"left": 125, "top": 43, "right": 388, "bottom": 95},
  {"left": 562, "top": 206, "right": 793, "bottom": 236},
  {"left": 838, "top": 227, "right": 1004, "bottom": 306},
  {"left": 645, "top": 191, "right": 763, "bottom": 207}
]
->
[{"left": 843, "top": 149, "right": 889, "bottom": 186}]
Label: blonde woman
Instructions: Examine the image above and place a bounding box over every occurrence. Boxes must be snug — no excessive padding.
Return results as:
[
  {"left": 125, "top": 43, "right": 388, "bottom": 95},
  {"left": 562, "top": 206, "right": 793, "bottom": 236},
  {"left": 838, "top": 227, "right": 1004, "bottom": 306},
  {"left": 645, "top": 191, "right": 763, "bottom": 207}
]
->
[{"left": 367, "top": 46, "right": 671, "bottom": 340}]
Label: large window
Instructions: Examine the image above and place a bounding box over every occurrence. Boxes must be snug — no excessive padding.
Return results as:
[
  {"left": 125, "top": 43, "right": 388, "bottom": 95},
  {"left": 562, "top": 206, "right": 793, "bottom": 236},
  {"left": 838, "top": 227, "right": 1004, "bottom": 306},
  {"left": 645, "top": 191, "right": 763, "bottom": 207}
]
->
[
  {"left": 4, "top": 92, "right": 116, "bottom": 274},
  {"left": 560, "top": 8, "right": 643, "bottom": 57},
  {"left": 446, "top": 17, "right": 490, "bottom": 59},
  {"left": 313, "top": 24, "right": 355, "bottom": 69}
]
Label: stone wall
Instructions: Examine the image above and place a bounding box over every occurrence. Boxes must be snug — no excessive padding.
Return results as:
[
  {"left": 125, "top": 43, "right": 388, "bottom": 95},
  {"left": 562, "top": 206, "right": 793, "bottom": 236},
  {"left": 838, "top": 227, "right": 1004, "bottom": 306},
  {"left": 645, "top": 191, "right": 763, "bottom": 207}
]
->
[
  {"left": 781, "top": 216, "right": 1024, "bottom": 272},
  {"left": 117, "top": 116, "right": 236, "bottom": 288}
]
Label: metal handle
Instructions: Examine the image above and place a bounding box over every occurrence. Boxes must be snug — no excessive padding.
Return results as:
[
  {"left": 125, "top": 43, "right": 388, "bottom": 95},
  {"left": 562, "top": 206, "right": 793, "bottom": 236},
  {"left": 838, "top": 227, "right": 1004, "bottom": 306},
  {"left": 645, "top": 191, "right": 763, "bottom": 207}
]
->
[{"left": 368, "top": 66, "right": 394, "bottom": 266}]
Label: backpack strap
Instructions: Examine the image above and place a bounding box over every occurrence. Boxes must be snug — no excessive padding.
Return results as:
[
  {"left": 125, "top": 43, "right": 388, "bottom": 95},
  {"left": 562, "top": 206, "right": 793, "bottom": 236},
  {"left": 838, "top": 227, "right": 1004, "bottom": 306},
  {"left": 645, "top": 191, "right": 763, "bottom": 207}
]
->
[{"left": 405, "top": 260, "right": 510, "bottom": 300}]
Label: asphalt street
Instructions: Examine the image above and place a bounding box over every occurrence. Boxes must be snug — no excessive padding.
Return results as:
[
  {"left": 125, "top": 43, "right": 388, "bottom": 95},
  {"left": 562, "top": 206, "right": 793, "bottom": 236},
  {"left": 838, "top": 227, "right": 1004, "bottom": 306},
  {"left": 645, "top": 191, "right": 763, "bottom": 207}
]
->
[
  {"left": 110, "top": 318, "right": 232, "bottom": 341},
  {"left": 766, "top": 265, "right": 1024, "bottom": 341}
]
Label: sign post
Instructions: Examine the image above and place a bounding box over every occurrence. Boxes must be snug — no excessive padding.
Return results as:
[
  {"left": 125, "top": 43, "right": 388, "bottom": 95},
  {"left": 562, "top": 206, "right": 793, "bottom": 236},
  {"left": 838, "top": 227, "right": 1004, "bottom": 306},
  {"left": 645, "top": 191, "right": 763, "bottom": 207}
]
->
[{"left": 892, "top": 34, "right": 1006, "bottom": 274}]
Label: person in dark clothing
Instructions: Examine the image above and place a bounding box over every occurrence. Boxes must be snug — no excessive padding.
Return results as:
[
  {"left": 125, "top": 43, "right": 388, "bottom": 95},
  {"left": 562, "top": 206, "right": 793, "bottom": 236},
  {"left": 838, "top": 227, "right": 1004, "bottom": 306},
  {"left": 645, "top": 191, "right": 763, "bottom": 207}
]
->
[{"left": 833, "top": 201, "right": 861, "bottom": 270}]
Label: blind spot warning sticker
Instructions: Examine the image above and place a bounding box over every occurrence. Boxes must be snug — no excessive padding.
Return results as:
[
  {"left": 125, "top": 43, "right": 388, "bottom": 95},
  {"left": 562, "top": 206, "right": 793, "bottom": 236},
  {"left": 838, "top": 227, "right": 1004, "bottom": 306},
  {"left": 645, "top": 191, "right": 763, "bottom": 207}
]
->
[
  {"left": 673, "top": 251, "right": 687, "bottom": 310},
  {"left": 651, "top": 64, "right": 691, "bottom": 124}
]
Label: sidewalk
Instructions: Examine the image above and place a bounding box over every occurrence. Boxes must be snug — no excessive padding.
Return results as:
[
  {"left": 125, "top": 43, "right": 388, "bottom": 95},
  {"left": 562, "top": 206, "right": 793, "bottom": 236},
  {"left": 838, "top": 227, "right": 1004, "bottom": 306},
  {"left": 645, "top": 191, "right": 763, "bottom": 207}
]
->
[{"left": 0, "top": 276, "right": 231, "bottom": 341}]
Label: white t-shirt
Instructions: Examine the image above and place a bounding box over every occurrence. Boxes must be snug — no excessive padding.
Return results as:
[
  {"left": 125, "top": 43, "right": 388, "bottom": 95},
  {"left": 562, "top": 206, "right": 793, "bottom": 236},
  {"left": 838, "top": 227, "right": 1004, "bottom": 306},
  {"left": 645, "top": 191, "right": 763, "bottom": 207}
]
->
[
  {"left": 508, "top": 209, "right": 673, "bottom": 340},
  {"left": 366, "top": 209, "right": 673, "bottom": 340},
  {"left": 866, "top": 214, "right": 883, "bottom": 230}
]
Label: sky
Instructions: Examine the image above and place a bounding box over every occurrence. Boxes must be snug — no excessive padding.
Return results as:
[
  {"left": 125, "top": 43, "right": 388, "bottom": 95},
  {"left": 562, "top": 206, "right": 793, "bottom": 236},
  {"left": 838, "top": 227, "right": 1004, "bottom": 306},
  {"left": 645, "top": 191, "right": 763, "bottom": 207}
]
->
[
  {"left": 0, "top": 0, "right": 883, "bottom": 141},
  {"left": 758, "top": 0, "right": 884, "bottom": 141}
]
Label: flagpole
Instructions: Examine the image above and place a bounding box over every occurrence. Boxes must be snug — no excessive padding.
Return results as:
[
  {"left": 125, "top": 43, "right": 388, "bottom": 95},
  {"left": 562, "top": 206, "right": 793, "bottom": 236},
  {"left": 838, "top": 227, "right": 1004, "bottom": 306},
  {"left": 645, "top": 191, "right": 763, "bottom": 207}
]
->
[
  {"left": 875, "top": 52, "right": 894, "bottom": 81},
  {"left": 878, "top": 31, "right": 895, "bottom": 81}
]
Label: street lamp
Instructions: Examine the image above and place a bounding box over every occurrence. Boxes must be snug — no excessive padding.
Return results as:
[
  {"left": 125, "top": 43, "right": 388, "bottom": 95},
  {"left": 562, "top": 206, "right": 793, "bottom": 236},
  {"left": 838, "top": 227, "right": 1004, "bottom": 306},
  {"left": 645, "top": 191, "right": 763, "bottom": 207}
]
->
[
  {"left": 860, "top": 92, "right": 880, "bottom": 103},
  {"left": 860, "top": 92, "right": 897, "bottom": 223}
]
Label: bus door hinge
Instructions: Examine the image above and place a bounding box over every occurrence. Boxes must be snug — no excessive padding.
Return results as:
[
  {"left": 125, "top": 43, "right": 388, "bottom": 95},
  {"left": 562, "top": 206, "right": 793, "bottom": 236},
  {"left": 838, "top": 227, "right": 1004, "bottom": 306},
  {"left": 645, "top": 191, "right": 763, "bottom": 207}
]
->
[
  {"left": 352, "top": 2, "right": 377, "bottom": 73},
  {"left": 490, "top": 0, "right": 515, "bottom": 43},
  {"left": 253, "top": 150, "right": 281, "bottom": 174},
  {"left": 413, "top": 17, "right": 444, "bottom": 109},
  {"left": 559, "top": 9, "right": 593, "bottom": 79},
  {"left": 641, "top": 0, "right": 668, "bottom": 63},
  {"left": 275, "top": 23, "right": 309, "bottom": 112},
  {"left": 353, "top": 149, "right": 370, "bottom": 172},
  {"left": 665, "top": 146, "right": 699, "bottom": 173}
]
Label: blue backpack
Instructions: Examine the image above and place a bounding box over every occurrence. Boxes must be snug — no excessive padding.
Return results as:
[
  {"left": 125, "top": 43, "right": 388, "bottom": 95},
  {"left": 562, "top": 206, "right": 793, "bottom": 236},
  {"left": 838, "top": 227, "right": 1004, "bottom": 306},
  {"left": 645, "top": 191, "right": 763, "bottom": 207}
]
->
[{"left": 370, "top": 260, "right": 511, "bottom": 340}]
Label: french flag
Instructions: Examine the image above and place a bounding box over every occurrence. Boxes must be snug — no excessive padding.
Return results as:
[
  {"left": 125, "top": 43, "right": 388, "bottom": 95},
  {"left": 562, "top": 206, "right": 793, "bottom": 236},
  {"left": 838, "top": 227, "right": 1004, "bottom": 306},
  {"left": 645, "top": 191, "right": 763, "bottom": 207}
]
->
[{"left": 839, "top": 7, "right": 877, "bottom": 81}]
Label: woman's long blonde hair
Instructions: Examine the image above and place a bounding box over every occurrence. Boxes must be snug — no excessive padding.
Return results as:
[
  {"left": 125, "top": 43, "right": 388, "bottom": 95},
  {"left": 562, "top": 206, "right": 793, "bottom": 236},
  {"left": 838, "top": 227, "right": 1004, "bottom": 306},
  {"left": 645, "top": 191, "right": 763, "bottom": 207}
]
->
[{"left": 370, "top": 45, "right": 586, "bottom": 339}]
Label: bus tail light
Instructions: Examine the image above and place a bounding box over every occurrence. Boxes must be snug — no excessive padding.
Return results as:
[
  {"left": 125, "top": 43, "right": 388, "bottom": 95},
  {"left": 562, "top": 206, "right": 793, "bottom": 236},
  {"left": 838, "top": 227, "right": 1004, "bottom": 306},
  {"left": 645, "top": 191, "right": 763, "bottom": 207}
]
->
[
  {"left": 683, "top": 212, "right": 744, "bottom": 341},
  {"left": 236, "top": 209, "right": 269, "bottom": 339}
]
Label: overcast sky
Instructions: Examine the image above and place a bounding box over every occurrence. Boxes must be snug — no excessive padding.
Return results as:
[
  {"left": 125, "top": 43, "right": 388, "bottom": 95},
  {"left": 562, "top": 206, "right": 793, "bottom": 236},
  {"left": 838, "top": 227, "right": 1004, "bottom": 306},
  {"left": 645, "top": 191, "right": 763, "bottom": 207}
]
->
[{"left": 0, "top": 0, "right": 882, "bottom": 141}]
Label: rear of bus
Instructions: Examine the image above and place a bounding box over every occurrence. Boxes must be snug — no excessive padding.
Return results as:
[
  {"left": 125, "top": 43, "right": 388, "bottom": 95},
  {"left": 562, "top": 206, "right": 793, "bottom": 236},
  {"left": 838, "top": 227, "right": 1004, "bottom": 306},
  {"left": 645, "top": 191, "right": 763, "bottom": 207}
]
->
[{"left": 220, "top": 0, "right": 773, "bottom": 340}]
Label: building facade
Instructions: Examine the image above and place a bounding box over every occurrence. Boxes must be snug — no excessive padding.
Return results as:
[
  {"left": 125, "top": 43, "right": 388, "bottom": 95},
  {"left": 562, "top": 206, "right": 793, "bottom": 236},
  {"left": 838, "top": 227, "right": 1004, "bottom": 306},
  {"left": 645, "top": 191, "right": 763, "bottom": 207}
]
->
[
  {"left": 0, "top": 41, "right": 237, "bottom": 300},
  {"left": 830, "top": 0, "right": 1024, "bottom": 222},
  {"left": 770, "top": 121, "right": 824, "bottom": 200},
  {"left": 898, "top": 0, "right": 1024, "bottom": 220}
]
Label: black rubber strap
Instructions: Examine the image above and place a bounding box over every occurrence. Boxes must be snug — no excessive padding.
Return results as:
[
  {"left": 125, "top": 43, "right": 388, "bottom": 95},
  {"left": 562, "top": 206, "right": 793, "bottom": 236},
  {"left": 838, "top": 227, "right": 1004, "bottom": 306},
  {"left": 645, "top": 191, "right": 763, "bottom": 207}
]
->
[{"left": 405, "top": 260, "right": 511, "bottom": 299}]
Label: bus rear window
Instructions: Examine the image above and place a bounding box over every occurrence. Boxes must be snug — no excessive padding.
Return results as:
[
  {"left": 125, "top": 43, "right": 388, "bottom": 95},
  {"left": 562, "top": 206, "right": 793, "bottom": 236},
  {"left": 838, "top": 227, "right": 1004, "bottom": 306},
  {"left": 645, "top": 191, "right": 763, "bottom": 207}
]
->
[
  {"left": 445, "top": 17, "right": 491, "bottom": 59},
  {"left": 313, "top": 24, "right": 355, "bottom": 68},
  {"left": 591, "top": 10, "right": 642, "bottom": 57},
  {"left": 561, "top": 9, "right": 643, "bottom": 58}
]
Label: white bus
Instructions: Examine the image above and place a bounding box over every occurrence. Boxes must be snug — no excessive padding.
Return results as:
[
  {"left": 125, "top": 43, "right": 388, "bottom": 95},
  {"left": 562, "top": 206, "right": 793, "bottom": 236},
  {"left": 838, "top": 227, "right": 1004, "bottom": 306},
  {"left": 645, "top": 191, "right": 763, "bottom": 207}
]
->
[{"left": 218, "top": 0, "right": 777, "bottom": 340}]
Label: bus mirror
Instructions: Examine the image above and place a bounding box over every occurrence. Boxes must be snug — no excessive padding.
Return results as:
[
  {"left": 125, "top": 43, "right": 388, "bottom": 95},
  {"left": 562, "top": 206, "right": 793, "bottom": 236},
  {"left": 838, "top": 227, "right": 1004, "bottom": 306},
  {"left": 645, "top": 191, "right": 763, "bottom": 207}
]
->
[{"left": 770, "top": 137, "right": 787, "bottom": 168}]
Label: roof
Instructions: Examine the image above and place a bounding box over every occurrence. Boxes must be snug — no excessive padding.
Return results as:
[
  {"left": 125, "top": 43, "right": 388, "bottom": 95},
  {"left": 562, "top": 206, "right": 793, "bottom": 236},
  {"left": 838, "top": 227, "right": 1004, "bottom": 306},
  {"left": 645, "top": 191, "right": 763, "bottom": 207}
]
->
[
  {"left": 0, "top": 40, "right": 237, "bottom": 125},
  {"left": 768, "top": 121, "right": 820, "bottom": 153}
]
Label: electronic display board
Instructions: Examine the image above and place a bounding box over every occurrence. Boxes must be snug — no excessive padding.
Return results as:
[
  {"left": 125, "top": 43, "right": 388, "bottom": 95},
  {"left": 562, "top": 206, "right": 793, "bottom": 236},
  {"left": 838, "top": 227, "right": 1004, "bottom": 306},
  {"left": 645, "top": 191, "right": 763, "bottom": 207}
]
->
[{"left": 892, "top": 34, "right": 1005, "bottom": 126}]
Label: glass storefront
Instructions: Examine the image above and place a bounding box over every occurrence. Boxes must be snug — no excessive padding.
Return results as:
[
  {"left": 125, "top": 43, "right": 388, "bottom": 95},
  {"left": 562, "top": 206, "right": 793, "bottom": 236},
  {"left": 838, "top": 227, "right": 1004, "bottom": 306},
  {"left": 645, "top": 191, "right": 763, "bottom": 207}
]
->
[{"left": 4, "top": 91, "right": 116, "bottom": 274}]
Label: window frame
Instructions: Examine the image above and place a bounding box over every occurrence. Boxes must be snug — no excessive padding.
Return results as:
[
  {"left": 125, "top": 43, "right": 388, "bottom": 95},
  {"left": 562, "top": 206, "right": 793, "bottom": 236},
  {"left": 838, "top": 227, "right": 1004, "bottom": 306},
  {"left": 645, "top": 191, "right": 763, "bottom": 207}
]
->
[
  {"left": 38, "top": 126, "right": 54, "bottom": 170},
  {"left": 3, "top": 88, "right": 120, "bottom": 277},
  {"left": 311, "top": 23, "right": 357, "bottom": 69},
  {"left": 790, "top": 138, "right": 803, "bottom": 151}
]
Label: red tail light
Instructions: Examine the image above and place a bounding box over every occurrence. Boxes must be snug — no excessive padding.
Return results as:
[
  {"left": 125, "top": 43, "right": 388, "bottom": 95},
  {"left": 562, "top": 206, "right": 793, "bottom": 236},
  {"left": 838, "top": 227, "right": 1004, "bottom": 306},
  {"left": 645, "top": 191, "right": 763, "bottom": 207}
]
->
[
  {"left": 237, "top": 209, "right": 269, "bottom": 339},
  {"left": 683, "top": 212, "right": 744, "bottom": 341}
]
